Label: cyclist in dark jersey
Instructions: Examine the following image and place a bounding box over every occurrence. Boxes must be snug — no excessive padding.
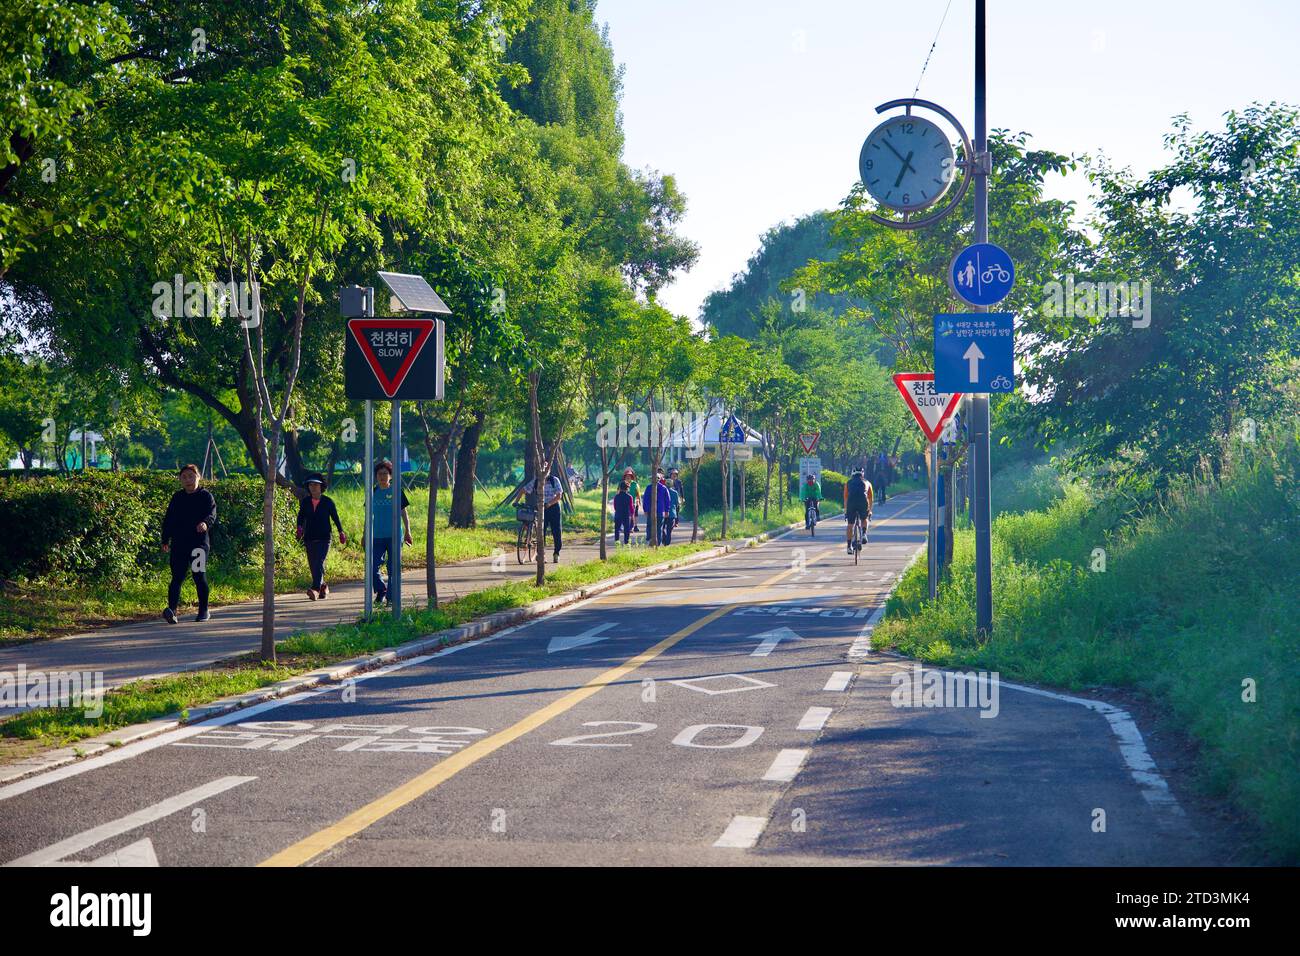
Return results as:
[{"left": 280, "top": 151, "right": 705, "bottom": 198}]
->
[{"left": 843, "top": 466, "right": 874, "bottom": 554}]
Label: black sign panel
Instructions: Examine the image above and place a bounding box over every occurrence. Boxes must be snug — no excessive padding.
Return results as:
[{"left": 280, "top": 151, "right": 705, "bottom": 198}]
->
[{"left": 344, "top": 318, "right": 444, "bottom": 400}]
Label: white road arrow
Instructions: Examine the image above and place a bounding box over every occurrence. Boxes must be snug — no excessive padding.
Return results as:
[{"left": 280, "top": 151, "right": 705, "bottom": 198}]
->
[
  {"left": 963, "top": 342, "right": 985, "bottom": 382},
  {"left": 750, "top": 626, "right": 802, "bottom": 657},
  {"left": 547, "top": 621, "right": 618, "bottom": 654},
  {"left": 89, "top": 837, "right": 159, "bottom": 867}
]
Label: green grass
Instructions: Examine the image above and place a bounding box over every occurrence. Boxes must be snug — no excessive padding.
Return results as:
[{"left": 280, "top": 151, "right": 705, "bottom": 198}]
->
[
  {"left": 0, "top": 541, "right": 717, "bottom": 749},
  {"left": 873, "top": 441, "right": 1300, "bottom": 862},
  {"left": 0, "top": 661, "right": 311, "bottom": 750}
]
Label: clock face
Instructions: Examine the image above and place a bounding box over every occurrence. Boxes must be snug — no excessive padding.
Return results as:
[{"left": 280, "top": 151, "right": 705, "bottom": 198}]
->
[{"left": 859, "top": 115, "right": 955, "bottom": 213}]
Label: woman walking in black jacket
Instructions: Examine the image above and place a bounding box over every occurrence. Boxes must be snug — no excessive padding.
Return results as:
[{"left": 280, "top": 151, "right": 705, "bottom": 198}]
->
[
  {"left": 161, "top": 464, "right": 217, "bottom": 623},
  {"left": 296, "top": 473, "right": 346, "bottom": 600}
]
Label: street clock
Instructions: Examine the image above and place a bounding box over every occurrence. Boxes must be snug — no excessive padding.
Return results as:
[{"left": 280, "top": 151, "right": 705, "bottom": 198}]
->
[
  {"left": 859, "top": 114, "right": 954, "bottom": 213},
  {"left": 858, "top": 98, "right": 975, "bottom": 230}
]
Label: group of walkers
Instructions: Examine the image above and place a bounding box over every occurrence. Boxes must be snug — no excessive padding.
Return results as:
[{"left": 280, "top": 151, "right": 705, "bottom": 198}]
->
[
  {"left": 159, "top": 459, "right": 412, "bottom": 624},
  {"left": 611, "top": 466, "right": 684, "bottom": 545}
]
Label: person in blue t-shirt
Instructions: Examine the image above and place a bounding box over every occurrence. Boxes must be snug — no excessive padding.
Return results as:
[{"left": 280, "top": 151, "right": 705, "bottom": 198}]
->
[{"left": 367, "top": 459, "right": 411, "bottom": 604}]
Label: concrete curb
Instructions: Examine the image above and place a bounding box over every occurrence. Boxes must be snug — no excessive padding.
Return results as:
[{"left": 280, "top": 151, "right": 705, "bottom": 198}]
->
[{"left": 0, "top": 516, "right": 818, "bottom": 786}]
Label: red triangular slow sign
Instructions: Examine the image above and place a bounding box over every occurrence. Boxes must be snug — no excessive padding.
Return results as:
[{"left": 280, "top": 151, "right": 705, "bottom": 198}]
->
[
  {"left": 893, "top": 373, "right": 963, "bottom": 443},
  {"left": 348, "top": 318, "right": 436, "bottom": 399}
]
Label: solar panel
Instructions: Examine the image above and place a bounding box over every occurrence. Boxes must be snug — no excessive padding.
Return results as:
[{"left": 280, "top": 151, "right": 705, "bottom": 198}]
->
[{"left": 377, "top": 272, "right": 452, "bottom": 315}]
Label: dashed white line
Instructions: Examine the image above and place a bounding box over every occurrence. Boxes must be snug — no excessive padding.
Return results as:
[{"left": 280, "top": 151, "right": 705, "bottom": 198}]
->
[
  {"left": 797, "top": 707, "right": 833, "bottom": 731},
  {"left": 5, "top": 775, "right": 255, "bottom": 866},
  {"left": 823, "top": 671, "right": 853, "bottom": 691},
  {"left": 713, "top": 815, "right": 768, "bottom": 849},
  {"left": 762, "top": 748, "right": 809, "bottom": 782}
]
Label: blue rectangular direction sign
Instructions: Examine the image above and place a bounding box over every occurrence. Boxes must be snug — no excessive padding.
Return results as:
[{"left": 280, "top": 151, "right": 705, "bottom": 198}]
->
[{"left": 933, "top": 312, "right": 1015, "bottom": 394}]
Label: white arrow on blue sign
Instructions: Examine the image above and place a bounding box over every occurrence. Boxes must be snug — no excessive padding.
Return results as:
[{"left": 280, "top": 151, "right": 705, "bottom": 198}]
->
[
  {"left": 949, "top": 242, "right": 1014, "bottom": 307},
  {"left": 934, "top": 313, "right": 1016, "bottom": 393}
]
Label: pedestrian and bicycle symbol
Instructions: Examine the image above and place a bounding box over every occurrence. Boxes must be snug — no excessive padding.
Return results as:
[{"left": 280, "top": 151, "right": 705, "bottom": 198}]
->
[{"left": 949, "top": 242, "right": 1014, "bottom": 307}]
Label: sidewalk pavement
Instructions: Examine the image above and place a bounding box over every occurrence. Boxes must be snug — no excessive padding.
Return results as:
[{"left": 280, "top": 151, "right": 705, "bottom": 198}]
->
[{"left": 0, "top": 527, "right": 686, "bottom": 701}]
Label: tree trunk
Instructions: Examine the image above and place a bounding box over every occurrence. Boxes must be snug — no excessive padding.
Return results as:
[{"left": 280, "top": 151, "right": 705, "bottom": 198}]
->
[
  {"left": 281, "top": 427, "right": 308, "bottom": 485},
  {"left": 690, "top": 459, "right": 700, "bottom": 542},
  {"left": 740, "top": 461, "right": 746, "bottom": 519},
  {"left": 598, "top": 443, "right": 609, "bottom": 560},
  {"left": 426, "top": 448, "right": 439, "bottom": 607},
  {"left": 763, "top": 453, "right": 773, "bottom": 521},
  {"left": 449, "top": 408, "right": 483, "bottom": 528},
  {"left": 720, "top": 450, "right": 729, "bottom": 540},
  {"left": 260, "top": 425, "right": 280, "bottom": 662},
  {"left": 529, "top": 372, "right": 545, "bottom": 586}
]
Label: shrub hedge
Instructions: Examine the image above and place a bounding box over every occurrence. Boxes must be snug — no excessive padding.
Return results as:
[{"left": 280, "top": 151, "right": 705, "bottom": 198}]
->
[{"left": 0, "top": 471, "right": 299, "bottom": 583}]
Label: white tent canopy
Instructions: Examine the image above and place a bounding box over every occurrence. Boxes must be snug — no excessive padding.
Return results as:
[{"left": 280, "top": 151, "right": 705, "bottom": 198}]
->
[{"left": 662, "top": 407, "right": 764, "bottom": 460}]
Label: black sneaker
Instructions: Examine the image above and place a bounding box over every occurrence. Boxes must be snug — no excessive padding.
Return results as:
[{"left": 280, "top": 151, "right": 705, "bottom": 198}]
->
[
  {"left": 195, "top": 610, "right": 211, "bottom": 623},
  {"left": 163, "top": 607, "right": 178, "bottom": 624}
]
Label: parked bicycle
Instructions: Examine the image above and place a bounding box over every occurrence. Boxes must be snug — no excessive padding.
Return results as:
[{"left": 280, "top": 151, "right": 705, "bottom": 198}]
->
[{"left": 515, "top": 506, "right": 538, "bottom": 564}]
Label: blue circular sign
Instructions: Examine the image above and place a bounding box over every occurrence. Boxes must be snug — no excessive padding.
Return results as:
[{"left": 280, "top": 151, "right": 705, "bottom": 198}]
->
[{"left": 949, "top": 242, "right": 1014, "bottom": 306}]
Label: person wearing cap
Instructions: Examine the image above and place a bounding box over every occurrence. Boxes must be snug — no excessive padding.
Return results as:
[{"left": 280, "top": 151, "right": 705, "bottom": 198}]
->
[
  {"left": 520, "top": 460, "right": 565, "bottom": 562},
  {"left": 296, "top": 473, "right": 346, "bottom": 600},
  {"left": 367, "top": 459, "right": 411, "bottom": 604},
  {"left": 622, "top": 467, "right": 640, "bottom": 532},
  {"left": 160, "top": 463, "right": 217, "bottom": 624}
]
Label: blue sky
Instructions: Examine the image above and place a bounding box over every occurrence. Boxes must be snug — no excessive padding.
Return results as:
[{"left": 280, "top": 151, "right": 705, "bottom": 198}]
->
[{"left": 595, "top": 0, "right": 1300, "bottom": 320}]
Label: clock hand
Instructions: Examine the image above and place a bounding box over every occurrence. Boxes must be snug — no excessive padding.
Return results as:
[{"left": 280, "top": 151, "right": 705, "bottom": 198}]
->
[
  {"left": 881, "top": 139, "right": 908, "bottom": 164},
  {"left": 893, "top": 151, "right": 916, "bottom": 187}
]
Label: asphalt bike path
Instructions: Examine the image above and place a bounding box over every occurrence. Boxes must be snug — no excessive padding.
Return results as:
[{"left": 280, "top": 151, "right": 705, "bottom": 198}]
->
[{"left": 0, "top": 491, "right": 1213, "bottom": 866}]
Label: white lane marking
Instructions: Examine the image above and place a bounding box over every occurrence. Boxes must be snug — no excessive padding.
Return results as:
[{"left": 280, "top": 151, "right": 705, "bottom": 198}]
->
[
  {"left": 5, "top": 776, "right": 254, "bottom": 866},
  {"left": 750, "top": 626, "right": 801, "bottom": 656},
  {"left": 762, "top": 748, "right": 809, "bottom": 782},
  {"left": 0, "top": 520, "right": 898, "bottom": 800},
  {"left": 797, "top": 707, "right": 832, "bottom": 731},
  {"left": 670, "top": 674, "right": 775, "bottom": 695},
  {"left": 0, "top": 646, "right": 459, "bottom": 801},
  {"left": 547, "top": 621, "right": 618, "bottom": 653},
  {"left": 992, "top": 677, "right": 1187, "bottom": 821},
  {"left": 824, "top": 671, "right": 853, "bottom": 691},
  {"left": 713, "top": 815, "right": 768, "bottom": 849},
  {"left": 0, "top": 541, "right": 772, "bottom": 799}
]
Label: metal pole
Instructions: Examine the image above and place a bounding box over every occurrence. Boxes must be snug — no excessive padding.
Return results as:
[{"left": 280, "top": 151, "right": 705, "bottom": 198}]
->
[
  {"left": 364, "top": 400, "right": 373, "bottom": 619},
  {"left": 972, "top": 0, "right": 994, "bottom": 638},
  {"left": 391, "top": 399, "right": 402, "bottom": 617},
  {"left": 928, "top": 440, "right": 938, "bottom": 599}
]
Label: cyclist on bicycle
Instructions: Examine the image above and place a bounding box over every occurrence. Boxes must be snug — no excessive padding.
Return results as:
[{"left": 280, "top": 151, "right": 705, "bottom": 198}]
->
[
  {"left": 843, "top": 466, "right": 874, "bottom": 555},
  {"left": 800, "top": 473, "right": 821, "bottom": 525}
]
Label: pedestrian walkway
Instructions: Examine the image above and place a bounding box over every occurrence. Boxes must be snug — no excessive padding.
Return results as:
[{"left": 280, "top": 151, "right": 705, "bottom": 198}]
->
[{"left": 0, "top": 529, "right": 676, "bottom": 703}]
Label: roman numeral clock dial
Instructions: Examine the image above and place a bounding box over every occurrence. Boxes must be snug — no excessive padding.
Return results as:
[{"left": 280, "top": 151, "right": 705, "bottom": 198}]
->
[{"left": 859, "top": 114, "right": 955, "bottom": 213}]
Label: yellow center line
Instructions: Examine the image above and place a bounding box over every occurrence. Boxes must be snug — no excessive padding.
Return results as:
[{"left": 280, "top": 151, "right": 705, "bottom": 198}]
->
[{"left": 259, "top": 500, "right": 926, "bottom": 867}]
